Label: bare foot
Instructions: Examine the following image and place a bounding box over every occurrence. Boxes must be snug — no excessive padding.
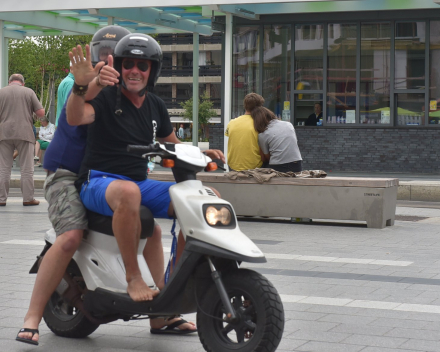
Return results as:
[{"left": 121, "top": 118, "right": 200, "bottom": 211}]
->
[
  {"left": 17, "top": 317, "right": 40, "bottom": 344},
  {"left": 150, "top": 317, "right": 197, "bottom": 331},
  {"left": 127, "top": 276, "right": 159, "bottom": 301}
]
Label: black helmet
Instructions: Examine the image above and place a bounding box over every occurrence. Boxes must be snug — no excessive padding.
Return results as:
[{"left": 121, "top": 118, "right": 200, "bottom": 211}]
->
[
  {"left": 90, "top": 25, "right": 131, "bottom": 66},
  {"left": 113, "top": 33, "right": 163, "bottom": 90}
]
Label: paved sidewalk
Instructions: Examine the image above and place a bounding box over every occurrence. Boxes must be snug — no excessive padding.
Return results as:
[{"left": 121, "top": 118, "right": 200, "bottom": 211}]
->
[{"left": 2, "top": 197, "right": 440, "bottom": 351}]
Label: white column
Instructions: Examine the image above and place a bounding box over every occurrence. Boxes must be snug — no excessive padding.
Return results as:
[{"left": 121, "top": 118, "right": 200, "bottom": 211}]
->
[
  {"left": 223, "top": 14, "right": 233, "bottom": 167},
  {"left": 0, "top": 20, "right": 6, "bottom": 88},
  {"left": 107, "top": 17, "right": 114, "bottom": 25},
  {"left": 192, "top": 33, "right": 199, "bottom": 146}
]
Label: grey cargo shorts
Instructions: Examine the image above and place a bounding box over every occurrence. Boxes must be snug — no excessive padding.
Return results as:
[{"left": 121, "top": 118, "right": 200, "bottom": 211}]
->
[{"left": 44, "top": 169, "right": 88, "bottom": 236}]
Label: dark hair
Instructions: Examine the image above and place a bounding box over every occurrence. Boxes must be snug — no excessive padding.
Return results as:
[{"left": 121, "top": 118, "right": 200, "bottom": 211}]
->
[
  {"left": 243, "top": 93, "right": 264, "bottom": 113},
  {"left": 251, "top": 106, "right": 277, "bottom": 133}
]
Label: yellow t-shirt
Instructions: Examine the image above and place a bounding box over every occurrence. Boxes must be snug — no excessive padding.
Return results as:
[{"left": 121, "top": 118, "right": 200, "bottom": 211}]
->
[{"left": 225, "top": 114, "right": 263, "bottom": 171}]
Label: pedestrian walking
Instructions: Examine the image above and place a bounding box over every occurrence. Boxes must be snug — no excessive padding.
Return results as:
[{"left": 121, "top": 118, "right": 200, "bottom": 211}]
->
[{"left": 0, "top": 74, "right": 45, "bottom": 206}]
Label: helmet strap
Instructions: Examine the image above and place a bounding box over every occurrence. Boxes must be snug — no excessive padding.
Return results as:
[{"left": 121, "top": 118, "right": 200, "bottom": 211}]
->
[
  {"left": 114, "top": 84, "right": 123, "bottom": 116},
  {"left": 138, "top": 86, "right": 147, "bottom": 97}
]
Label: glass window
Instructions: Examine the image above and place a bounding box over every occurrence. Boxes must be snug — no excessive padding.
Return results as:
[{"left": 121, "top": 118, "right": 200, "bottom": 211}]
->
[
  {"left": 294, "top": 24, "right": 324, "bottom": 92},
  {"left": 232, "top": 26, "right": 260, "bottom": 118},
  {"left": 263, "top": 25, "right": 291, "bottom": 119},
  {"left": 395, "top": 22, "right": 426, "bottom": 90},
  {"left": 176, "top": 84, "right": 204, "bottom": 106},
  {"left": 395, "top": 93, "right": 425, "bottom": 126},
  {"left": 327, "top": 23, "right": 357, "bottom": 124},
  {"left": 178, "top": 52, "right": 193, "bottom": 68},
  {"left": 429, "top": 21, "right": 440, "bottom": 125},
  {"left": 210, "top": 83, "right": 221, "bottom": 109},
  {"left": 360, "top": 22, "right": 391, "bottom": 125},
  {"left": 294, "top": 94, "right": 323, "bottom": 126}
]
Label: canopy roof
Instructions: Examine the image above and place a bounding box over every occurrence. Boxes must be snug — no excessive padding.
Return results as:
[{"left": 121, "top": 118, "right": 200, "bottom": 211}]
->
[{"left": 1, "top": 0, "right": 439, "bottom": 39}]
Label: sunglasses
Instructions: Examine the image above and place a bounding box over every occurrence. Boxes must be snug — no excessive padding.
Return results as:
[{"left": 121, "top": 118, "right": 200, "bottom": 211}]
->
[{"left": 122, "top": 60, "right": 149, "bottom": 72}]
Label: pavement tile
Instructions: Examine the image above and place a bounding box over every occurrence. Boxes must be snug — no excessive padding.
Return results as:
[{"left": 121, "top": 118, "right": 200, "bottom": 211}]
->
[
  {"left": 134, "top": 338, "right": 206, "bottom": 352},
  {"left": 94, "top": 324, "right": 149, "bottom": 337},
  {"left": 296, "top": 341, "right": 365, "bottom": 352},
  {"left": 275, "top": 337, "right": 308, "bottom": 350},
  {"left": 399, "top": 339, "right": 440, "bottom": 351},
  {"left": 284, "top": 310, "right": 327, "bottom": 321},
  {"left": 285, "top": 319, "right": 339, "bottom": 332},
  {"left": 359, "top": 348, "right": 421, "bottom": 352},
  {"left": 0, "top": 307, "right": 29, "bottom": 318},
  {"left": 329, "top": 323, "right": 392, "bottom": 336},
  {"left": 341, "top": 334, "right": 408, "bottom": 348},
  {"left": 384, "top": 327, "right": 440, "bottom": 341},
  {"left": 369, "top": 317, "right": 429, "bottom": 329},
  {"left": 286, "top": 329, "right": 351, "bottom": 343},
  {"left": 318, "top": 314, "right": 377, "bottom": 325}
]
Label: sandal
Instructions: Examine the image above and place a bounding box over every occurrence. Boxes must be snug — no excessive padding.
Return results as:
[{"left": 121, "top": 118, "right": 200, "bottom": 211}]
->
[
  {"left": 16, "top": 328, "right": 39, "bottom": 346},
  {"left": 150, "top": 318, "right": 197, "bottom": 335}
]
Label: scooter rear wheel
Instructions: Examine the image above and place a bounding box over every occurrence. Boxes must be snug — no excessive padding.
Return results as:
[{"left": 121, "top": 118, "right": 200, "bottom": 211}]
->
[
  {"left": 43, "top": 261, "right": 99, "bottom": 338},
  {"left": 197, "top": 269, "right": 284, "bottom": 352}
]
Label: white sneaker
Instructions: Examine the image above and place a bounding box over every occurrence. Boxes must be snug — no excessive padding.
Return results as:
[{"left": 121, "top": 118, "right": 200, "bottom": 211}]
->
[{"left": 34, "top": 156, "right": 39, "bottom": 161}]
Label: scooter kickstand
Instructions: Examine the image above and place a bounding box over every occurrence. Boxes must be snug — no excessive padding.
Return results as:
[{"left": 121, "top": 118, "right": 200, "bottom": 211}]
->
[{"left": 206, "top": 256, "right": 237, "bottom": 323}]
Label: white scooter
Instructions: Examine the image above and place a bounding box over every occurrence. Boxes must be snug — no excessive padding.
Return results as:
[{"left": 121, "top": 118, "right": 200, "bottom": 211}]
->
[{"left": 30, "top": 143, "right": 284, "bottom": 352}]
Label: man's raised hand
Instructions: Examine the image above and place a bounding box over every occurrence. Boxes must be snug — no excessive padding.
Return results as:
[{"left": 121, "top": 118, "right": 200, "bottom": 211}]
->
[{"left": 69, "top": 44, "right": 105, "bottom": 86}]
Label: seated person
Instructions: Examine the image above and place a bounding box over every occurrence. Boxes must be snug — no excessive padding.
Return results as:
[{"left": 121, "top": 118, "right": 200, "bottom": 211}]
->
[
  {"left": 34, "top": 117, "right": 55, "bottom": 166},
  {"left": 225, "top": 93, "right": 264, "bottom": 171},
  {"left": 305, "top": 102, "right": 323, "bottom": 126},
  {"left": 252, "top": 106, "right": 303, "bottom": 173}
]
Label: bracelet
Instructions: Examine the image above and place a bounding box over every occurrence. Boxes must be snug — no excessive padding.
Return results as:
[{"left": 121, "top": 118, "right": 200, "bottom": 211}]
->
[
  {"left": 95, "top": 75, "right": 106, "bottom": 88},
  {"left": 72, "top": 82, "right": 88, "bottom": 96}
]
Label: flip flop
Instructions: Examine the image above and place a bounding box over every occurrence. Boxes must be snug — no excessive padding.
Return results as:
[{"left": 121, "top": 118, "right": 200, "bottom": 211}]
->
[
  {"left": 16, "top": 328, "right": 39, "bottom": 346},
  {"left": 150, "top": 319, "right": 197, "bottom": 335}
]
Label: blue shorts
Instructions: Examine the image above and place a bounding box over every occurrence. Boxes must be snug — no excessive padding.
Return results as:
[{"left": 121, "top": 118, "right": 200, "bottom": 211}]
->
[{"left": 79, "top": 170, "right": 174, "bottom": 219}]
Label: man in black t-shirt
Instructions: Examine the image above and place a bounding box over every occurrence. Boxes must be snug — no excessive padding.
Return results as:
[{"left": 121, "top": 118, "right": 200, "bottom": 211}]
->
[{"left": 66, "top": 34, "right": 225, "bottom": 308}]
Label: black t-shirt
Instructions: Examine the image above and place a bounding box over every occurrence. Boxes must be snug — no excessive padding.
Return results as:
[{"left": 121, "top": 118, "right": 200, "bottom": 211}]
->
[
  {"left": 76, "top": 86, "right": 173, "bottom": 188},
  {"left": 305, "top": 112, "right": 322, "bottom": 126}
]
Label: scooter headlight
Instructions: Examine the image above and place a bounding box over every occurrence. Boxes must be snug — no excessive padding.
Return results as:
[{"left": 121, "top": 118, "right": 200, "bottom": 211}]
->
[{"left": 205, "top": 205, "right": 233, "bottom": 226}]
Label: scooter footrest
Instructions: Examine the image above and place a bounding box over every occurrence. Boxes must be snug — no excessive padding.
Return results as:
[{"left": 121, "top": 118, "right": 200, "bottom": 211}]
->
[{"left": 84, "top": 288, "right": 155, "bottom": 316}]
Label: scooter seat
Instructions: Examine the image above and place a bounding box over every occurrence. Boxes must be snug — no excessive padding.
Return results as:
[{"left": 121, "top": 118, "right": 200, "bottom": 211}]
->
[{"left": 86, "top": 206, "right": 155, "bottom": 239}]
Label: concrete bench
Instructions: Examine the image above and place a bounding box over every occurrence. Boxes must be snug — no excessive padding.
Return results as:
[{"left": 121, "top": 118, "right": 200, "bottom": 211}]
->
[{"left": 148, "top": 171, "right": 399, "bottom": 229}]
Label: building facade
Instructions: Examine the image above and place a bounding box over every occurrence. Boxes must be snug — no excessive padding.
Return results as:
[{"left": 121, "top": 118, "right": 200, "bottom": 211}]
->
[
  {"left": 155, "top": 33, "right": 223, "bottom": 136},
  {"left": 210, "top": 8, "right": 440, "bottom": 173}
]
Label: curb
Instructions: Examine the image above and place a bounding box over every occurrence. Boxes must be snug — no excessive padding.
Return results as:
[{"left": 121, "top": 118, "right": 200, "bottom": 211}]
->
[
  {"left": 398, "top": 181, "right": 440, "bottom": 202},
  {"left": 10, "top": 179, "right": 440, "bottom": 203},
  {"left": 10, "top": 179, "right": 45, "bottom": 190}
]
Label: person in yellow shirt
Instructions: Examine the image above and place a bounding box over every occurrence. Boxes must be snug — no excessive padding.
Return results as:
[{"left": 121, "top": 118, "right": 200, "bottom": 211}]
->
[{"left": 225, "top": 93, "right": 264, "bottom": 171}]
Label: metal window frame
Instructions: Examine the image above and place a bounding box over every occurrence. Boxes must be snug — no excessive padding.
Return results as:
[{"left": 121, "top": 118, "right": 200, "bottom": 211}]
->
[
  {"left": 393, "top": 19, "right": 429, "bottom": 127},
  {"left": 232, "top": 10, "right": 440, "bottom": 128}
]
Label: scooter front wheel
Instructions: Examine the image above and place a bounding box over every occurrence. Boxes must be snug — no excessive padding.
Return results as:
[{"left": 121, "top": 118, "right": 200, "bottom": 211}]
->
[{"left": 197, "top": 269, "right": 284, "bottom": 352}]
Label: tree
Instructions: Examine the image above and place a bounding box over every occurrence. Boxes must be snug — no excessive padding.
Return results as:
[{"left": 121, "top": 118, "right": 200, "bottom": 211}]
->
[
  {"left": 180, "top": 92, "right": 218, "bottom": 140},
  {"left": 8, "top": 35, "right": 92, "bottom": 118}
]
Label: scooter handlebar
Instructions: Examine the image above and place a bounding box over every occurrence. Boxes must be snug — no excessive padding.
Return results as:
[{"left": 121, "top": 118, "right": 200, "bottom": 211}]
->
[{"left": 127, "top": 144, "right": 161, "bottom": 155}]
